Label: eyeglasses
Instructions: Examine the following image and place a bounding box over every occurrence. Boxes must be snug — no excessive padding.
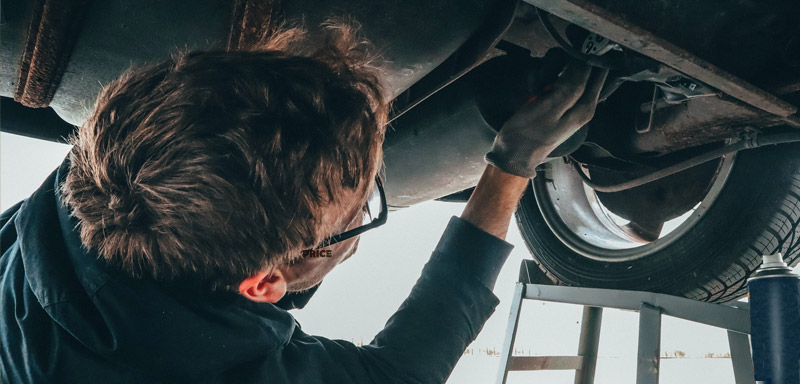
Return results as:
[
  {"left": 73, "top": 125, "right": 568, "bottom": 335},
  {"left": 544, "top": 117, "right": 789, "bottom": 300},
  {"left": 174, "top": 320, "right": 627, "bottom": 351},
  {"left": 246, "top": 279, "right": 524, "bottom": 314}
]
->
[{"left": 315, "top": 177, "right": 387, "bottom": 249}]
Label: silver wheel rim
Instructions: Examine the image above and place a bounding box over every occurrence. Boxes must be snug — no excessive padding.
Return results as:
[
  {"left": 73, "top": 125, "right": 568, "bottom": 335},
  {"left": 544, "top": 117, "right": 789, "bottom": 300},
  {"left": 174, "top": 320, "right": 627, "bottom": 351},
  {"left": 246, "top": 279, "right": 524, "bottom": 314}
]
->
[{"left": 533, "top": 154, "right": 736, "bottom": 262}]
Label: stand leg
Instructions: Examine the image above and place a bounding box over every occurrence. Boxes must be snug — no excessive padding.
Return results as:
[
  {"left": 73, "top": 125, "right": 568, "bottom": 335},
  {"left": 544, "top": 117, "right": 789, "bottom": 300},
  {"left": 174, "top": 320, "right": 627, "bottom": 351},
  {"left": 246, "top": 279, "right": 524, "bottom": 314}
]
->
[
  {"left": 574, "top": 306, "right": 602, "bottom": 384},
  {"left": 637, "top": 303, "right": 661, "bottom": 384},
  {"left": 727, "top": 330, "right": 755, "bottom": 384},
  {"left": 497, "top": 283, "right": 526, "bottom": 384}
]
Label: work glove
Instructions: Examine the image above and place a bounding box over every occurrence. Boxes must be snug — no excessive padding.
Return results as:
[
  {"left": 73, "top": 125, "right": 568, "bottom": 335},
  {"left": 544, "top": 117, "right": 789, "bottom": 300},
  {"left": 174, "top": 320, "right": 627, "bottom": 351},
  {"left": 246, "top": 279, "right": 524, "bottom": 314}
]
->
[{"left": 485, "top": 61, "right": 609, "bottom": 178}]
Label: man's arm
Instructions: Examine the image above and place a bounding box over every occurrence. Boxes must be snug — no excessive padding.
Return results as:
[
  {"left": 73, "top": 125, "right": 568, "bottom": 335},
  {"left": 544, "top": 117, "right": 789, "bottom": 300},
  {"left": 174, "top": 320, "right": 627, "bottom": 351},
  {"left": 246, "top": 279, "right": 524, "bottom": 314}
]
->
[
  {"left": 461, "top": 164, "right": 529, "bottom": 240},
  {"left": 252, "top": 62, "right": 608, "bottom": 384}
]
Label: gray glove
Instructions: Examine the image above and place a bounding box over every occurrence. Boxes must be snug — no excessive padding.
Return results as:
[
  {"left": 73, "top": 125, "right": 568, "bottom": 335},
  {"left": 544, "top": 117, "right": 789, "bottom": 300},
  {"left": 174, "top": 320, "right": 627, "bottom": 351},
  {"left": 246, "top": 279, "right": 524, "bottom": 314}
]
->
[{"left": 486, "top": 62, "right": 609, "bottom": 178}]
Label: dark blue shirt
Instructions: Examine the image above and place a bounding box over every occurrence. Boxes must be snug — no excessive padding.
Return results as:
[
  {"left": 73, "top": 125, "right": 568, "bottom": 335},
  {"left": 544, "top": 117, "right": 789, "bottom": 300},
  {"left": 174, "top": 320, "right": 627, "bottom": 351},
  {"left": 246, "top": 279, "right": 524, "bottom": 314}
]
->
[{"left": 0, "top": 159, "right": 512, "bottom": 383}]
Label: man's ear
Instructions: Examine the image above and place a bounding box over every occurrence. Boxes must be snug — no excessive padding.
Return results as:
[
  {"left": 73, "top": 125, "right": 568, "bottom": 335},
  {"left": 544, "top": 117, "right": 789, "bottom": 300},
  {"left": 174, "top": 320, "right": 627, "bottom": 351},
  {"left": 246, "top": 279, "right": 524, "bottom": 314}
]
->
[{"left": 238, "top": 269, "right": 287, "bottom": 303}]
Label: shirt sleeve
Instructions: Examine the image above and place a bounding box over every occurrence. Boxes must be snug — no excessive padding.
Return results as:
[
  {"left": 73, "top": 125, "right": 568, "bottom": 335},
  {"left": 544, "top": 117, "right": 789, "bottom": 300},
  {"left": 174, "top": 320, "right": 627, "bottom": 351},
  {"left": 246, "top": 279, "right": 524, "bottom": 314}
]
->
[{"left": 255, "top": 216, "right": 513, "bottom": 384}]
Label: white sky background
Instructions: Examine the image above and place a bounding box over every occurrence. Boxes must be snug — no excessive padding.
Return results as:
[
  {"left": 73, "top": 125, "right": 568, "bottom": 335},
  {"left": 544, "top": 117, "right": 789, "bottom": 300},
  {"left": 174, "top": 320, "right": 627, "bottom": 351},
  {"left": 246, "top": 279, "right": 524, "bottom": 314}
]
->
[{"left": 4, "top": 131, "right": 792, "bottom": 383}]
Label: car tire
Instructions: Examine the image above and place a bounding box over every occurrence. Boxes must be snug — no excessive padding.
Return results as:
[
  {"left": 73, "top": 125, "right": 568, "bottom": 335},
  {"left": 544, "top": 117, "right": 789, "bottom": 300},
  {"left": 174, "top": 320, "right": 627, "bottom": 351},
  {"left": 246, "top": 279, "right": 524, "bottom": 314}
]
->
[{"left": 515, "top": 143, "right": 800, "bottom": 302}]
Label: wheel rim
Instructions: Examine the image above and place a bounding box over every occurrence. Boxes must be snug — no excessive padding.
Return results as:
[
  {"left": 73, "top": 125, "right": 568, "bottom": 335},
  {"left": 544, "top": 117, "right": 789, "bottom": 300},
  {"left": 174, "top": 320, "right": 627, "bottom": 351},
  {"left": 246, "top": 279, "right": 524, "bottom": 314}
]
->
[{"left": 533, "top": 154, "right": 736, "bottom": 262}]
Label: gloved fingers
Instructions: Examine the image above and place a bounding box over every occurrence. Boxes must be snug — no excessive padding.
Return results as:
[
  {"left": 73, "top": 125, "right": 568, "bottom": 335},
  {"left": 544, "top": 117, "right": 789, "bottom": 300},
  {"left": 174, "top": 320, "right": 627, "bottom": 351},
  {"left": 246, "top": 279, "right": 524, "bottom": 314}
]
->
[
  {"left": 562, "top": 67, "right": 609, "bottom": 127},
  {"left": 539, "top": 60, "right": 593, "bottom": 117}
]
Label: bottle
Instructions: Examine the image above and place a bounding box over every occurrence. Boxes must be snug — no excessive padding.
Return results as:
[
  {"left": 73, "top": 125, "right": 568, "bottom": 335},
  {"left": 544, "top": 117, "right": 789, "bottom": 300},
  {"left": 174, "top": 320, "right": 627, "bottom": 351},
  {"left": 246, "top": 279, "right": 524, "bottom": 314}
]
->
[{"left": 748, "top": 253, "right": 800, "bottom": 384}]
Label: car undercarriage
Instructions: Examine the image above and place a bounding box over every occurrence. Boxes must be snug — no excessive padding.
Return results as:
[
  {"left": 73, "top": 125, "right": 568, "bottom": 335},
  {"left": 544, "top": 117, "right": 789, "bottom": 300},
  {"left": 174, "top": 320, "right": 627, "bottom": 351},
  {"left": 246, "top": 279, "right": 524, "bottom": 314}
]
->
[{"left": 2, "top": 0, "right": 800, "bottom": 302}]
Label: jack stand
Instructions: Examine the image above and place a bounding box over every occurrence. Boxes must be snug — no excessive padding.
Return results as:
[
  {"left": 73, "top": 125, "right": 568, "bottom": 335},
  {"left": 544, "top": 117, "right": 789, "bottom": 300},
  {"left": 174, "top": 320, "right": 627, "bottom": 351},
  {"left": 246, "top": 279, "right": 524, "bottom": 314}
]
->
[{"left": 497, "top": 260, "right": 755, "bottom": 384}]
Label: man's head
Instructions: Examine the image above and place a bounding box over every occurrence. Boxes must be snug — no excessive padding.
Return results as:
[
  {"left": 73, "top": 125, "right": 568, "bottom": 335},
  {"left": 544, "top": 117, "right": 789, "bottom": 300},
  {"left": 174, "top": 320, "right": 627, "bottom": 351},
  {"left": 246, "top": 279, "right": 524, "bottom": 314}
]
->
[{"left": 62, "top": 24, "right": 388, "bottom": 300}]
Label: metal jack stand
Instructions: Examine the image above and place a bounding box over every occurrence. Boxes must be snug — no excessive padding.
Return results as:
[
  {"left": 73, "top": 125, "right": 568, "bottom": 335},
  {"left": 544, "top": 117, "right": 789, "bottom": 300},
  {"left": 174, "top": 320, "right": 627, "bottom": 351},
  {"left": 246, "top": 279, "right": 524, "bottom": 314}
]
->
[{"left": 497, "top": 260, "right": 755, "bottom": 384}]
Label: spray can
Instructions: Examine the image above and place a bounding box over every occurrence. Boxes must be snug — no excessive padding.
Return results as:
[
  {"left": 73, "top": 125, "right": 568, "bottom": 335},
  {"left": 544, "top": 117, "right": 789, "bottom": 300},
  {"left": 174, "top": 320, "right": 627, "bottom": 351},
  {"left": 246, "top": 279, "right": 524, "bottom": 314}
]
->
[{"left": 748, "top": 253, "right": 800, "bottom": 384}]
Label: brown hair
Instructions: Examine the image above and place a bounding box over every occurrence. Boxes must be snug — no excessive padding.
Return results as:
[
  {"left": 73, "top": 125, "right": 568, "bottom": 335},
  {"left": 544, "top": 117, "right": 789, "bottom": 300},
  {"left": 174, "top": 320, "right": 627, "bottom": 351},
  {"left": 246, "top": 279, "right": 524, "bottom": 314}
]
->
[{"left": 62, "top": 23, "right": 388, "bottom": 291}]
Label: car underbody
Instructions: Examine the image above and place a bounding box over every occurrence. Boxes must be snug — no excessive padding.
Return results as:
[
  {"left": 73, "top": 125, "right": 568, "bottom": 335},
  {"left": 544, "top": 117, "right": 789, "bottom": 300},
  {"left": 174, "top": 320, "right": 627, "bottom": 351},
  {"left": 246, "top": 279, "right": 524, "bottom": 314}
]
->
[{"left": 3, "top": 0, "right": 800, "bottom": 301}]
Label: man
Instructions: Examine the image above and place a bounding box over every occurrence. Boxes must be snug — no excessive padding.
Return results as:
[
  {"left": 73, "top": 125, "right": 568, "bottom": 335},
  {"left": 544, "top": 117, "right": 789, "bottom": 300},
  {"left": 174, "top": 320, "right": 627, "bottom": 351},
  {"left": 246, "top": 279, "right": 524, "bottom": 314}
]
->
[{"left": 0, "top": 24, "right": 606, "bottom": 383}]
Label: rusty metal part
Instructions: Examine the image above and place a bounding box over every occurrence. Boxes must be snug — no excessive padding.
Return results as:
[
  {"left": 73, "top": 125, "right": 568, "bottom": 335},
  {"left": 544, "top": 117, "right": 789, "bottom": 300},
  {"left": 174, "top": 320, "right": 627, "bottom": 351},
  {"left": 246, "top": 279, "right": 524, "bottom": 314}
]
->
[
  {"left": 14, "top": 0, "right": 94, "bottom": 108},
  {"left": 522, "top": 0, "right": 800, "bottom": 126},
  {"left": 226, "top": 0, "right": 281, "bottom": 51},
  {"left": 627, "top": 96, "right": 784, "bottom": 154},
  {"left": 508, "top": 356, "right": 584, "bottom": 371},
  {"left": 2, "top": 0, "right": 506, "bottom": 125}
]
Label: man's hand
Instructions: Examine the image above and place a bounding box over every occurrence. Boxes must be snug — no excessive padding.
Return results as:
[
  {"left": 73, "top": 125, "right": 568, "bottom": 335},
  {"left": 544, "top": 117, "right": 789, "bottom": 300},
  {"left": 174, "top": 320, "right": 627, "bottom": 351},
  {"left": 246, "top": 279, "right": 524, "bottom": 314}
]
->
[
  {"left": 485, "top": 61, "right": 609, "bottom": 178},
  {"left": 463, "top": 61, "right": 608, "bottom": 239}
]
